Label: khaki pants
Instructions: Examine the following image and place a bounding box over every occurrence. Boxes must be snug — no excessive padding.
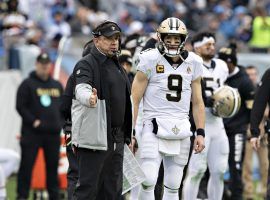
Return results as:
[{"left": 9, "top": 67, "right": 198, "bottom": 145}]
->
[{"left": 242, "top": 134, "right": 268, "bottom": 199}]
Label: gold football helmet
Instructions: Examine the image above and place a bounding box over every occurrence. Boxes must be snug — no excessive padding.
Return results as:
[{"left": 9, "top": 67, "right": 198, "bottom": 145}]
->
[
  {"left": 157, "top": 17, "right": 188, "bottom": 57},
  {"left": 212, "top": 85, "right": 241, "bottom": 118}
]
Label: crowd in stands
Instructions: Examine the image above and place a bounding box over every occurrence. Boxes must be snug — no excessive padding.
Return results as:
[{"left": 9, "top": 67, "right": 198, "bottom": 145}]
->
[{"left": 0, "top": 0, "right": 270, "bottom": 71}]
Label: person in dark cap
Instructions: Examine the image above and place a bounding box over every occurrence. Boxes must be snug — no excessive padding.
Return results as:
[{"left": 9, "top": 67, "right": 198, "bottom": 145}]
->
[
  {"left": 218, "top": 45, "right": 255, "bottom": 200},
  {"left": 16, "top": 52, "right": 64, "bottom": 200},
  {"left": 119, "top": 49, "right": 134, "bottom": 83},
  {"left": 71, "top": 21, "right": 133, "bottom": 200}
]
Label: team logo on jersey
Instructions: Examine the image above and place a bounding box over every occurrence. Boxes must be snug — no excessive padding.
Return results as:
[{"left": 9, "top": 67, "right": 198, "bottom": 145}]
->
[
  {"left": 156, "top": 64, "right": 164, "bottom": 73},
  {"left": 187, "top": 66, "right": 191, "bottom": 74},
  {"left": 172, "top": 125, "right": 180, "bottom": 135}
]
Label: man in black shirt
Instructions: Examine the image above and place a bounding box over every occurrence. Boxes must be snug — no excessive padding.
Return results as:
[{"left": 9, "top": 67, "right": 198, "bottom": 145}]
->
[
  {"left": 16, "top": 52, "right": 63, "bottom": 200},
  {"left": 250, "top": 68, "right": 270, "bottom": 199},
  {"left": 71, "top": 21, "right": 133, "bottom": 200},
  {"left": 218, "top": 46, "right": 255, "bottom": 200}
]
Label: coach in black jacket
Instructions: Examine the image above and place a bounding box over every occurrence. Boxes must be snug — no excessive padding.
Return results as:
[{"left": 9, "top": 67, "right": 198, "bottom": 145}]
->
[
  {"left": 16, "top": 52, "right": 63, "bottom": 200},
  {"left": 218, "top": 46, "right": 255, "bottom": 200},
  {"left": 71, "top": 21, "right": 133, "bottom": 200}
]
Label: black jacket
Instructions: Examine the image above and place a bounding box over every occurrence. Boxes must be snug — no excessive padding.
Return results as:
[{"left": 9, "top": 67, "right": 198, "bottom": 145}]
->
[
  {"left": 60, "top": 74, "right": 74, "bottom": 121},
  {"left": 72, "top": 46, "right": 132, "bottom": 146},
  {"left": 251, "top": 68, "right": 270, "bottom": 137},
  {"left": 223, "top": 66, "right": 255, "bottom": 134},
  {"left": 16, "top": 71, "right": 63, "bottom": 135}
]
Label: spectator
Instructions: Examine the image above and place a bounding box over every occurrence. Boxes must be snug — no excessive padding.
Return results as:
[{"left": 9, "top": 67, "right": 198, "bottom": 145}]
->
[
  {"left": 17, "top": 28, "right": 43, "bottom": 78},
  {"left": 47, "top": 8, "right": 71, "bottom": 40},
  {"left": 16, "top": 52, "right": 63, "bottom": 200},
  {"left": 248, "top": 6, "right": 270, "bottom": 53}
]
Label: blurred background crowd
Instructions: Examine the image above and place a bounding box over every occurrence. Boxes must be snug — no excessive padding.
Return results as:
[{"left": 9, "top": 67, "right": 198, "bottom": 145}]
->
[{"left": 1, "top": 0, "right": 270, "bottom": 74}]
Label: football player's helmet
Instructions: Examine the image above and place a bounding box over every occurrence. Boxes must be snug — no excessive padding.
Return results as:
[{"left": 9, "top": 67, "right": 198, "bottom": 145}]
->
[
  {"left": 157, "top": 17, "right": 188, "bottom": 57},
  {"left": 212, "top": 85, "right": 241, "bottom": 118}
]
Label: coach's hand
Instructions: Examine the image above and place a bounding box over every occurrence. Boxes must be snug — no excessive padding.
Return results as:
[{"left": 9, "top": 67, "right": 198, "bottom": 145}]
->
[
  {"left": 89, "top": 88, "right": 97, "bottom": 107},
  {"left": 250, "top": 136, "right": 260, "bottom": 151},
  {"left": 194, "top": 135, "right": 205, "bottom": 154}
]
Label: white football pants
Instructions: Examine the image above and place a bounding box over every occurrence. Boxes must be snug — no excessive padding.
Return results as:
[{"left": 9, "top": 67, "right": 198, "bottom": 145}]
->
[
  {"left": 183, "top": 119, "right": 229, "bottom": 200},
  {"left": 138, "top": 121, "right": 190, "bottom": 200}
]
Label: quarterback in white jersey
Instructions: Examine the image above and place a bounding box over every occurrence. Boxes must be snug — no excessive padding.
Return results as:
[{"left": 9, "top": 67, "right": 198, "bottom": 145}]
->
[
  {"left": 183, "top": 32, "right": 229, "bottom": 200},
  {"left": 132, "top": 17, "right": 205, "bottom": 200}
]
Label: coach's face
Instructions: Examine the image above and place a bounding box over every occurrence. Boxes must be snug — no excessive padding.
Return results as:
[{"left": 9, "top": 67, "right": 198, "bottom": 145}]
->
[{"left": 94, "top": 34, "right": 120, "bottom": 57}]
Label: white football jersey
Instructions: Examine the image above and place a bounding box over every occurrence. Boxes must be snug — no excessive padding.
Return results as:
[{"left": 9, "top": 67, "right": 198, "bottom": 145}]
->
[
  {"left": 202, "top": 58, "right": 229, "bottom": 121},
  {"left": 136, "top": 48, "right": 203, "bottom": 121}
]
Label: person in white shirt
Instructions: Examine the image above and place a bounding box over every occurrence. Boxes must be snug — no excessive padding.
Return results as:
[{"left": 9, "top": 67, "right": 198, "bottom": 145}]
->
[
  {"left": 132, "top": 17, "right": 205, "bottom": 200},
  {"left": 183, "top": 32, "right": 229, "bottom": 200}
]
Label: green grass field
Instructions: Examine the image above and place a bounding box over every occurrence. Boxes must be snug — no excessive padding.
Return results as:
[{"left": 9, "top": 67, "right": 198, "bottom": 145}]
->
[
  {"left": 7, "top": 176, "right": 21, "bottom": 200},
  {"left": 6, "top": 175, "right": 265, "bottom": 200}
]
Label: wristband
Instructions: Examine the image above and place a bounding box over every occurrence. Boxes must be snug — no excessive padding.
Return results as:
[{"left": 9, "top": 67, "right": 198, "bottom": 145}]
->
[{"left": 196, "top": 128, "right": 205, "bottom": 137}]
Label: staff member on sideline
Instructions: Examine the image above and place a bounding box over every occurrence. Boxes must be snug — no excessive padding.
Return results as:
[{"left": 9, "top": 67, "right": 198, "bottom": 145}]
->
[
  {"left": 60, "top": 40, "right": 94, "bottom": 200},
  {"left": 16, "top": 52, "right": 63, "bottom": 200},
  {"left": 250, "top": 68, "right": 270, "bottom": 199},
  {"left": 218, "top": 46, "right": 255, "bottom": 200},
  {"left": 71, "top": 21, "right": 133, "bottom": 200}
]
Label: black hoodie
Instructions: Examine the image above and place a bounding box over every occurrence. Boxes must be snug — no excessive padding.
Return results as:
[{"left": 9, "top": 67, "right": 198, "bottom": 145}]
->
[
  {"left": 223, "top": 66, "right": 255, "bottom": 134},
  {"left": 16, "top": 71, "right": 64, "bottom": 135}
]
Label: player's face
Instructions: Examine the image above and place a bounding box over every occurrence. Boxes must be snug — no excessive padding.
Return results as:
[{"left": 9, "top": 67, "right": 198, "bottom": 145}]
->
[
  {"left": 164, "top": 35, "right": 181, "bottom": 51},
  {"left": 95, "top": 34, "right": 120, "bottom": 57},
  {"left": 197, "top": 41, "right": 215, "bottom": 60}
]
